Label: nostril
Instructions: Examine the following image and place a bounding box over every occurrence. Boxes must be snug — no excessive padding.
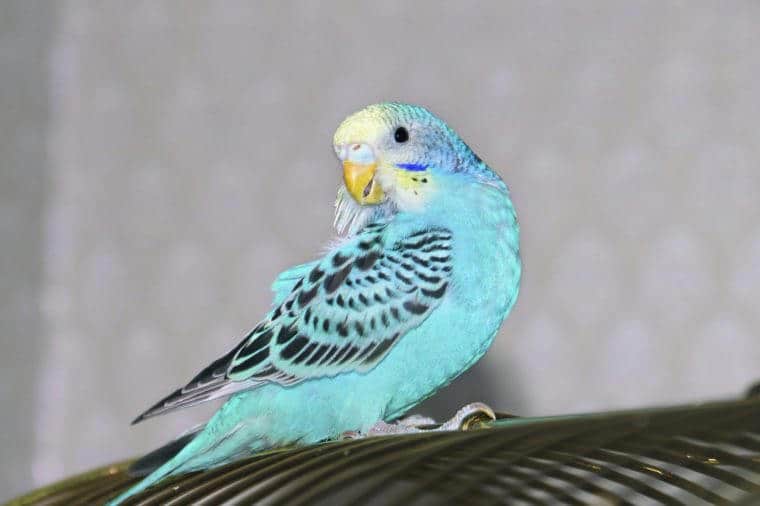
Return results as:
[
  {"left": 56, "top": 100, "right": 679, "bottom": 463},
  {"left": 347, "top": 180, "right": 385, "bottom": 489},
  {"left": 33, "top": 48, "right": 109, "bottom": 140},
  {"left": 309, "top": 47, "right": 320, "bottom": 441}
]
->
[{"left": 342, "top": 143, "right": 375, "bottom": 164}]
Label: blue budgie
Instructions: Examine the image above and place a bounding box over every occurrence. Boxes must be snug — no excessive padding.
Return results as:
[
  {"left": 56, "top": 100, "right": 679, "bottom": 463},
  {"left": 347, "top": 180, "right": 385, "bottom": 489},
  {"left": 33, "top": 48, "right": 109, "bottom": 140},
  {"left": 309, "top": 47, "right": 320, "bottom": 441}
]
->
[{"left": 108, "top": 102, "right": 521, "bottom": 504}]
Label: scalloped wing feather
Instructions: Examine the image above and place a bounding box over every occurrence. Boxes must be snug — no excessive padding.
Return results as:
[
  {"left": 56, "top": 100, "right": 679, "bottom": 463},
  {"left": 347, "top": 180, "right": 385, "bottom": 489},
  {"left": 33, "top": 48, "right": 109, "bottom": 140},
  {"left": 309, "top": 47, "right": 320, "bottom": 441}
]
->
[{"left": 133, "top": 225, "right": 453, "bottom": 423}]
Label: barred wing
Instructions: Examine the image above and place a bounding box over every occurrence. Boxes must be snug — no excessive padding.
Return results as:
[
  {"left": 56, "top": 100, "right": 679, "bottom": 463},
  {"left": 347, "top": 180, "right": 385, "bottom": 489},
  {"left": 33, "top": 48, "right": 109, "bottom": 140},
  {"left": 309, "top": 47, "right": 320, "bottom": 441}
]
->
[{"left": 133, "top": 225, "right": 453, "bottom": 423}]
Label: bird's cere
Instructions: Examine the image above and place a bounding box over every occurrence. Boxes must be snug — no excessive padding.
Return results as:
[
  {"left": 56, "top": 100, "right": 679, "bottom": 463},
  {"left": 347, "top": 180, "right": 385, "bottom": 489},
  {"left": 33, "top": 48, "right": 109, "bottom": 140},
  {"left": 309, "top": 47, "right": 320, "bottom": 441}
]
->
[{"left": 336, "top": 142, "right": 376, "bottom": 164}]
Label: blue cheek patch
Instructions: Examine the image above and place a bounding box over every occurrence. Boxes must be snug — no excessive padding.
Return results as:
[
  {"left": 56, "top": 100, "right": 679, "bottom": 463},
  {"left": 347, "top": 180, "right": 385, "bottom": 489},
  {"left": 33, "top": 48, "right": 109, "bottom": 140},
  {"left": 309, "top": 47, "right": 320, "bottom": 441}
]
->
[{"left": 395, "top": 163, "right": 428, "bottom": 172}]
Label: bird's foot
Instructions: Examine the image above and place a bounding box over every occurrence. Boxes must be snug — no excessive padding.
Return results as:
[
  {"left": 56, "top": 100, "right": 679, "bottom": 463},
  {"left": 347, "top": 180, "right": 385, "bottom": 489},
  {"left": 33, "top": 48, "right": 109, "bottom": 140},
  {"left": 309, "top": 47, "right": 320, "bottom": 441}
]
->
[
  {"left": 340, "top": 402, "right": 497, "bottom": 440},
  {"left": 437, "top": 402, "right": 497, "bottom": 431},
  {"left": 338, "top": 420, "right": 422, "bottom": 439},
  {"left": 396, "top": 413, "right": 437, "bottom": 428}
]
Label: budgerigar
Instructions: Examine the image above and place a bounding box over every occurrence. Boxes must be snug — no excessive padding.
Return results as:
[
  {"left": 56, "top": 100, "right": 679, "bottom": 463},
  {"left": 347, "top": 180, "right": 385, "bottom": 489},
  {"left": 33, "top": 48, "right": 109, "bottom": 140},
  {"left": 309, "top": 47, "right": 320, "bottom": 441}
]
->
[{"left": 108, "top": 102, "right": 521, "bottom": 504}]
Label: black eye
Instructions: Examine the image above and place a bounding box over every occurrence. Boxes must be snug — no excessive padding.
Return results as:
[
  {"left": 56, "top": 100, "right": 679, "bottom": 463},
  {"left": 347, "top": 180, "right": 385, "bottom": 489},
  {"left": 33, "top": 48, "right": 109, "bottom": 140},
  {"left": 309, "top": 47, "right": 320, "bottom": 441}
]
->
[{"left": 394, "top": 127, "right": 409, "bottom": 143}]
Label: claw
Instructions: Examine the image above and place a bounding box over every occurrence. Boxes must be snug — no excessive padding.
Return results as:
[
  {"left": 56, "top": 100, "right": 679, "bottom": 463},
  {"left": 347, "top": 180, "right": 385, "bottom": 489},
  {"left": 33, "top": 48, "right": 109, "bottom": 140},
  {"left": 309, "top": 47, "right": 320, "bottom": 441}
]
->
[
  {"left": 437, "top": 402, "right": 496, "bottom": 431},
  {"left": 346, "top": 402, "right": 499, "bottom": 441}
]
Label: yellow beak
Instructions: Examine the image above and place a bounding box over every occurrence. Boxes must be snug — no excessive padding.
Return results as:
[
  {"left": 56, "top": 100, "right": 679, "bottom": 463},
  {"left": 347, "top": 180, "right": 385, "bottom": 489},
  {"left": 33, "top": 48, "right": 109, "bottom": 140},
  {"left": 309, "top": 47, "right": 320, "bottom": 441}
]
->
[
  {"left": 343, "top": 161, "right": 384, "bottom": 205},
  {"left": 337, "top": 143, "right": 385, "bottom": 205}
]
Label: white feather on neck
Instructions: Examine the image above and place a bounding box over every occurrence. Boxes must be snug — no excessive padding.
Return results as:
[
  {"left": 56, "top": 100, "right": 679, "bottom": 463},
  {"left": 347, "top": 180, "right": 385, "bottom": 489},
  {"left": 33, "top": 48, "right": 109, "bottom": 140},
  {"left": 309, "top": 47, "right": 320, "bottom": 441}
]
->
[{"left": 333, "top": 186, "right": 395, "bottom": 239}]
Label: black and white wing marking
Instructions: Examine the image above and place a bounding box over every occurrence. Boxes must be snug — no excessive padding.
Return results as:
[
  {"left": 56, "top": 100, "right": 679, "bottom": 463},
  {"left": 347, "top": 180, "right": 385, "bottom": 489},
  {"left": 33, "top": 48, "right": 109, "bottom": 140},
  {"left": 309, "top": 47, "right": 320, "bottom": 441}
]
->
[{"left": 132, "top": 225, "right": 453, "bottom": 423}]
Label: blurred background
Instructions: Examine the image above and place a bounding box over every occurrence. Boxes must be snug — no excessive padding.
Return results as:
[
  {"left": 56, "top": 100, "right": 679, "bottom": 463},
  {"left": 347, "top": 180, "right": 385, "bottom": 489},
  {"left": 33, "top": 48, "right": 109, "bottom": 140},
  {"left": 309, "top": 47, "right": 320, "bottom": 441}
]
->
[{"left": 2, "top": 0, "right": 760, "bottom": 500}]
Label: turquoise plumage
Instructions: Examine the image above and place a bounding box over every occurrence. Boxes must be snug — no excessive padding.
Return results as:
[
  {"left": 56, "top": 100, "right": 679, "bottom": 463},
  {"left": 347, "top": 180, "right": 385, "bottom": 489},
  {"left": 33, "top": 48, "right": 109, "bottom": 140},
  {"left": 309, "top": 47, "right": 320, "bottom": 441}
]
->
[{"left": 108, "top": 103, "right": 520, "bottom": 504}]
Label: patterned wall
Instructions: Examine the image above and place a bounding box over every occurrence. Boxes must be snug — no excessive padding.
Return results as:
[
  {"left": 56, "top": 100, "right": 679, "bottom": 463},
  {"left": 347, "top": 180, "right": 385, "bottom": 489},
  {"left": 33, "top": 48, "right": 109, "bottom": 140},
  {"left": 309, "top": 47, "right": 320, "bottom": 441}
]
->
[{"left": 2, "top": 1, "right": 760, "bottom": 500}]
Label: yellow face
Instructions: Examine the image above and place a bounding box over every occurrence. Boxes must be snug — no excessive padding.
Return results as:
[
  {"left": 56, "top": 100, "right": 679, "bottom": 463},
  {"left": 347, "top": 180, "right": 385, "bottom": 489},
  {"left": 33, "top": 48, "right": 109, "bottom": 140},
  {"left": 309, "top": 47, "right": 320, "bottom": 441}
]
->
[{"left": 333, "top": 104, "right": 442, "bottom": 210}]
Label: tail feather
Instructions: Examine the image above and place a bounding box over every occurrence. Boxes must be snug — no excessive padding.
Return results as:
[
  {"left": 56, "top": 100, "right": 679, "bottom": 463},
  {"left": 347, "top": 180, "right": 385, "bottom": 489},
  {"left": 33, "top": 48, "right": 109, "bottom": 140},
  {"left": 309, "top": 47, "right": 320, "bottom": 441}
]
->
[
  {"left": 107, "top": 417, "right": 272, "bottom": 505},
  {"left": 107, "top": 427, "right": 209, "bottom": 505},
  {"left": 128, "top": 424, "right": 204, "bottom": 477}
]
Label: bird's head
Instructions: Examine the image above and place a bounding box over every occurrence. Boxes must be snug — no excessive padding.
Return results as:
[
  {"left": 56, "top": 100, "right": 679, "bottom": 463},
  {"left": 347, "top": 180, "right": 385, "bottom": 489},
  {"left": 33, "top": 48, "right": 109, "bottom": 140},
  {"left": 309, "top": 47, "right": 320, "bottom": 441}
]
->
[{"left": 332, "top": 102, "right": 502, "bottom": 236}]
